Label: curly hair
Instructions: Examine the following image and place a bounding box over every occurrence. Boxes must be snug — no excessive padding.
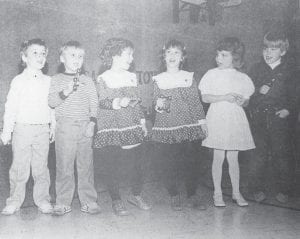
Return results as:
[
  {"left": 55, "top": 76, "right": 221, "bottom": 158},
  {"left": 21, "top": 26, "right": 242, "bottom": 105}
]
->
[
  {"left": 217, "top": 37, "right": 245, "bottom": 69},
  {"left": 19, "top": 38, "right": 48, "bottom": 73},
  {"left": 99, "top": 38, "right": 134, "bottom": 68},
  {"left": 160, "top": 39, "right": 187, "bottom": 71}
]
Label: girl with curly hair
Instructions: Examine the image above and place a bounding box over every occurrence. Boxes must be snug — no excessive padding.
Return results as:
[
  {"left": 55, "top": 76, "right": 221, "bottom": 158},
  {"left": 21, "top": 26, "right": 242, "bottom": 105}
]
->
[{"left": 93, "top": 38, "right": 151, "bottom": 216}]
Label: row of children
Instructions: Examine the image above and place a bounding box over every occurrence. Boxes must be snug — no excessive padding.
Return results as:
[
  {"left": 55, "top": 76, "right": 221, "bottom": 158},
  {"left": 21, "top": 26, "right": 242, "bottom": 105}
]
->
[{"left": 0, "top": 27, "right": 296, "bottom": 216}]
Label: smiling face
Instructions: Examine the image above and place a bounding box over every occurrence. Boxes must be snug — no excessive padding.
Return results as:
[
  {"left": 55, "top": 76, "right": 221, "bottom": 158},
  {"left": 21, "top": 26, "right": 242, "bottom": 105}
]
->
[
  {"left": 21, "top": 44, "right": 47, "bottom": 71},
  {"left": 164, "top": 47, "right": 183, "bottom": 71},
  {"left": 216, "top": 50, "right": 233, "bottom": 69},
  {"left": 60, "top": 46, "right": 85, "bottom": 73},
  {"left": 262, "top": 45, "right": 285, "bottom": 65},
  {"left": 112, "top": 47, "right": 134, "bottom": 71}
]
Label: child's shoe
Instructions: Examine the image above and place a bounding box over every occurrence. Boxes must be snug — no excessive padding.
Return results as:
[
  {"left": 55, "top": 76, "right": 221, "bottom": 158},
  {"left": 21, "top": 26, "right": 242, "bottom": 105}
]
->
[
  {"left": 253, "top": 191, "right": 266, "bottom": 203},
  {"left": 112, "top": 200, "right": 129, "bottom": 216},
  {"left": 171, "top": 195, "right": 182, "bottom": 211},
  {"left": 81, "top": 202, "right": 101, "bottom": 215},
  {"left": 186, "top": 195, "right": 207, "bottom": 210},
  {"left": 232, "top": 193, "right": 248, "bottom": 207},
  {"left": 52, "top": 205, "right": 72, "bottom": 216},
  {"left": 275, "top": 193, "right": 289, "bottom": 204},
  {"left": 127, "top": 195, "right": 151, "bottom": 210},
  {"left": 38, "top": 203, "right": 53, "bottom": 214},
  {"left": 213, "top": 194, "right": 226, "bottom": 207},
  {"left": 1, "top": 205, "right": 20, "bottom": 215}
]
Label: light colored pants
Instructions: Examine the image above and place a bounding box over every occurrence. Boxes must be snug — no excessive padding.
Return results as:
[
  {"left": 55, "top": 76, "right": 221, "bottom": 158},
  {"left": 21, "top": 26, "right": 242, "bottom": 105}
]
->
[
  {"left": 7, "top": 124, "right": 50, "bottom": 208},
  {"left": 55, "top": 118, "right": 98, "bottom": 206}
]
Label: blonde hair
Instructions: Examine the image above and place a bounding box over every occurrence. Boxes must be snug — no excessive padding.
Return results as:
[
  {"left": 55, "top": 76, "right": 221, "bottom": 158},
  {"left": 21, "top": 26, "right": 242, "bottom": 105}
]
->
[{"left": 263, "top": 29, "right": 289, "bottom": 53}]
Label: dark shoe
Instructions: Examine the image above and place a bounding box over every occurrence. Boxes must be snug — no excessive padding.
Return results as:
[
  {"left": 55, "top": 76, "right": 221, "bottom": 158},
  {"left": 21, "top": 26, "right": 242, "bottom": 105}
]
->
[
  {"left": 275, "top": 193, "right": 288, "bottom": 204},
  {"left": 127, "top": 195, "right": 151, "bottom": 210},
  {"left": 253, "top": 191, "right": 266, "bottom": 203},
  {"left": 112, "top": 200, "right": 129, "bottom": 216},
  {"left": 186, "top": 195, "right": 207, "bottom": 210},
  {"left": 171, "top": 195, "right": 182, "bottom": 211}
]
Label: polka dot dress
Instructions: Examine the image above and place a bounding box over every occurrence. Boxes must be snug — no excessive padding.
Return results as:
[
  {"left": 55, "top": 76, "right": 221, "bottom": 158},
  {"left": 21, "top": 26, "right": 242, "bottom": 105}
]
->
[
  {"left": 151, "top": 71, "right": 206, "bottom": 144},
  {"left": 93, "top": 78, "right": 144, "bottom": 148}
]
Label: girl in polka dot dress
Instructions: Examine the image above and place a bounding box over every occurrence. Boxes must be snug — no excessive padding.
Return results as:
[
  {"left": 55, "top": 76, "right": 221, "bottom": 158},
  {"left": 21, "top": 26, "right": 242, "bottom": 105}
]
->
[
  {"left": 93, "top": 38, "right": 151, "bottom": 216},
  {"left": 151, "top": 39, "right": 208, "bottom": 211}
]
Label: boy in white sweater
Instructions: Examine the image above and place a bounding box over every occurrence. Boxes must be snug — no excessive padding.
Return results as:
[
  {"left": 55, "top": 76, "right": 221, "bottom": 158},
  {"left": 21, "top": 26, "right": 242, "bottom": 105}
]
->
[{"left": 1, "top": 38, "right": 55, "bottom": 215}]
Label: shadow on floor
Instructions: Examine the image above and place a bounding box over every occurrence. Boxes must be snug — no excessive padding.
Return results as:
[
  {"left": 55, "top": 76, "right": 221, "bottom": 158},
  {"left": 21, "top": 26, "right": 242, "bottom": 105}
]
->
[{"left": 0, "top": 142, "right": 299, "bottom": 211}]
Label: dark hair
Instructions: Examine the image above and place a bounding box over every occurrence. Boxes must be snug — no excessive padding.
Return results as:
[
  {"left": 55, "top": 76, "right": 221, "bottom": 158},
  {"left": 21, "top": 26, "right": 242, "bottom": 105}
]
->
[
  {"left": 160, "top": 39, "right": 187, "bottom": 72},
  {"left": 217, "top": 37, "right": 245, "bottom": 69},
  {"left": 57, "top": 40, "right": 86, "bottom": 74},
  {"left": 19, "top": 38, "right": 48, "bottom": 74},
  {"left": 263, "top": 29, "right": 289, "bottom": 53},
  {"left": 99, "top": 38, "right": 134, "bottom": 69}
]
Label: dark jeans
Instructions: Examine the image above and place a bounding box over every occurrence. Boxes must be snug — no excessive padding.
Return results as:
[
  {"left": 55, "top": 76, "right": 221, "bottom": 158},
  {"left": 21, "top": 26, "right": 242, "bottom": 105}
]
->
[
  {"left": 155, "top": 141, "right": 203, "bottom": 197},
  {"left": 249, "top": 111, "right": 294, "bottom": 195},
  {"left": 97, "top": 145, "right": 143, "bottom": 201}
]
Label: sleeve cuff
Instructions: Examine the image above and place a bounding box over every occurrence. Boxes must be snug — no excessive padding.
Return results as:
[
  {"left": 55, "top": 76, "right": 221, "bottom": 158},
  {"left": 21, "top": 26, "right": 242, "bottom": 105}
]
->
[
  {"left": 112, "top": 98, "right": 121, "bottom": 110},
  {"left": 59, "top": 91, "right": 68, "bottom": 100},
  {"left": 198, "top": 119, "right": 206, "bottom": 124}
]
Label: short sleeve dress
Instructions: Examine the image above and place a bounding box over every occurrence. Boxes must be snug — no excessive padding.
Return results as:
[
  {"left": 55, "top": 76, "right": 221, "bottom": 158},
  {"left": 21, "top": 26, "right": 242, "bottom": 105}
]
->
[
  {"left": 151, "top": 70, "right": 206, "bottom": 144},
  {"left": 198, "top": 68, "right": 255, "bottom": 150}
]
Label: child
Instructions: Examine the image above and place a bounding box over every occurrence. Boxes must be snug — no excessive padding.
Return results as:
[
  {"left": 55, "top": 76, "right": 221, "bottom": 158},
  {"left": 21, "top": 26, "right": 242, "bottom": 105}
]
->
[
  {"left": 93, "top": 38, "right": 151, "bottom": 216},
  {"left": 248, "top": 29, "right": 295, "bottom": 203},
  {"left": 151, "top": 39, "right": 208, "bottom": 211},
  {"left": 48, "top": 41, "right": 100, "bottom": 215},
  {"left": 199, "top": 37, "right": 255, "bottom": 207},
  {"left": 1, "top": 38, "right": 55, "bottom": 215}
]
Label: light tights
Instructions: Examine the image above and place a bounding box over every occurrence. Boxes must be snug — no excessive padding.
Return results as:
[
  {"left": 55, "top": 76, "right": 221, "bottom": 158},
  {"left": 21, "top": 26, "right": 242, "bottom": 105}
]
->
[{"left": 212, "top": 149, "right": 240, "bottom": 196}]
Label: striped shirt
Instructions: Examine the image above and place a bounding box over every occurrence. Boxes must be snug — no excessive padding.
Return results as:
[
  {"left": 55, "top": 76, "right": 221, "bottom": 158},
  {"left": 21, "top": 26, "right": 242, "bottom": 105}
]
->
[{"left": 48, "top": 73, "right": 98, "bottom": 120}]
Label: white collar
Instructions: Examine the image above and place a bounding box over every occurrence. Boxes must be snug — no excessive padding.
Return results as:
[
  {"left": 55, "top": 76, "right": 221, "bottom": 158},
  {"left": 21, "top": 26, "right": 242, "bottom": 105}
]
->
[
  {"left": 153, "top": 70, "right": 194, "bottom": 89},
  {"left": 268, "top": 59, "right": 281, "bottom": 69},
  {"left": 98, "top": 70, "right": 137, "bottom": 88},
  {"left": 23, "top": 68, "right": 43, "bottom": 79}
]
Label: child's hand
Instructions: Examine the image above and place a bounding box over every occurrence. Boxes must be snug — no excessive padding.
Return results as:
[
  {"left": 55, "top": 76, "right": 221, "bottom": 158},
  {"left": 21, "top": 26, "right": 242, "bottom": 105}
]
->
[
  {"left": 156, "top": 97, "right": 171, "bottom": 112},
  {"left": 275, "top": 109, "right": 289, "bottom": 118},
  {"left": 49, "top": 127, "right": 55, "bottom": 143},
  {"left": 225, "top": 93, "right": 239, "bottom": 103},
  {"left": 200, "top": 124, "right": 208, "bottom": 138},
  {"left": 63, "top": 80, "right": 76, "bottom": 96},
  {"left": 156, "top": 98, "right": 165, "bottom": 109},
  {"left": 259, "top": 85, "right": 270, "bottom": 95},
  {"left": 0, "top": 132, "right": 11, "bottom": 145},
  {"left": 235, "top": 95, "right": 247, "bottom": 106},
  {"left": 49, "top": 129, "right": 55, "bottom": 143},
  {"left": 85, "top": 122, "right": 95, "bottom": 137},
  {"left": 119, "top": 97, "right": 131, "bottom": 108},
  {"left": 128, "top": 98, "right": 141, "bottom": 108}
]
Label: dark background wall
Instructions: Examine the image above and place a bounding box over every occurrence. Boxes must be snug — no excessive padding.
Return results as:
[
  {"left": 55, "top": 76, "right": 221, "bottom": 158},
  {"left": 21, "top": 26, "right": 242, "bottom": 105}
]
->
[{"left": 1, "top": 0, "right": 299, "bottom": 125}]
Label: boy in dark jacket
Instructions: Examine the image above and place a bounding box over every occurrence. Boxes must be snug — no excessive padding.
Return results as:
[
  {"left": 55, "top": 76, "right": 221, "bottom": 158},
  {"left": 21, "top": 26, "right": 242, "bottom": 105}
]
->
[{"left": 248, "top": 29, "right": 296, "bottom": 204}]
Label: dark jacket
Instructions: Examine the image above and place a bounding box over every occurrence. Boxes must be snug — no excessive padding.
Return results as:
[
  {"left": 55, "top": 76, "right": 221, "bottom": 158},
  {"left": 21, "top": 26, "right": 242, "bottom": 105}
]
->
[{"left": 248, "top": 56, "right": 297, "bottom": 114}]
